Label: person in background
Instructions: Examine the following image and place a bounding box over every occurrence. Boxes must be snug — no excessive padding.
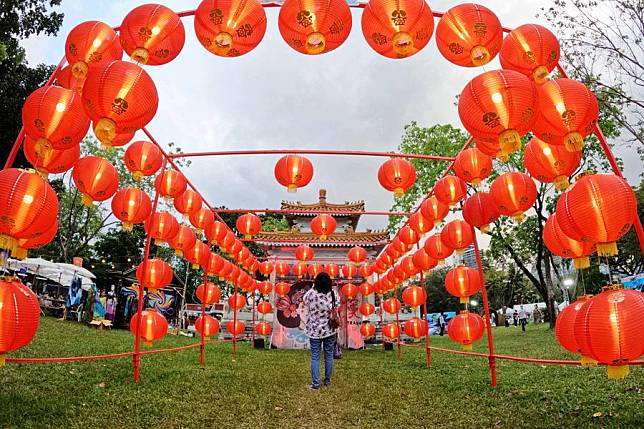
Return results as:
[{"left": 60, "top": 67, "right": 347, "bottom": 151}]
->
[
  {"left": 518, "top": 305, "right": 528, "bottom": 334},
  {"left": 490, "top": 308, "right": 497, "bottom": 327},
  {"left": 512, "top": 309, "right": 519, "bottom": 327},
  {"left": 438, "top": 313, "right": 446, "bottom": 336},
  {"left": 533, "top": 305, "right": 542, "bottom": 324},
  {"left": 303, "top": 272, "right": 339, "bottom": 390},
  {"left": 502, "top": 306, "right": 510, "bottom": 327}
]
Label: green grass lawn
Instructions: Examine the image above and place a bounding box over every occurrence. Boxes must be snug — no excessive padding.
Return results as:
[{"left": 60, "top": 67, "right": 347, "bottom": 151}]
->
[{"left": 1, "top": 318, "right": 642, "bottom": 429}]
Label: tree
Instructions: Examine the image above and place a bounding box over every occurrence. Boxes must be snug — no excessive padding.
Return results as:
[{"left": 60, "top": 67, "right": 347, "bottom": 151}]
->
[{"left": 1, "top": 0, "right": 64, "bottom": 167}]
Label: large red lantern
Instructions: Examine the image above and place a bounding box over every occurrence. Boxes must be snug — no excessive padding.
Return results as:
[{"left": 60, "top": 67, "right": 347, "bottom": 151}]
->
[
  {"left": 400, "top": 255, "right": 419, "bottom": 278},
  {"left": 168, "top": 225, "right": 197, "bottom": 257},
  {"left": 408, "top": 211, "right": 432, "bottom": 236},
  {"left": 342, "top": 264, "right": 357, "bottom": 280},
  {"left": 189, "top": 207, "right": 215, "bottom": 234},
  {"left": 257, "top": 301, "right": 273, "bottom": 315},
  {"left": 72, "top": 156, "right": 119, "bottom": 206},
  {"left": 0, "top": 278, "right": 40, "bottom": 364},
  {"left": 174, "top": 189, "right": 203, "bottom": 217},
  {"left": 341, "top": 283, "right": 359, "bottom": 299},
  {"left": 435, "top": 3, "right": 502, "bottom": 67},
  {"left": 474, "top": 138, "right": 506, "bottom": 162},
  {"left": 360, "top": 323, "right": 376, "bottom": 338},
  {"left": 154, "top": 169, "right": 187, "bottom": 200},
  {"left": 185, "top": 241, "right": 210, "bottom": 269},
  {"left": 402, "top": 285, "right": 426, "bottom": 308},
  {"left": 490, "top": 172, "right": 538, "bottom": 222},
  {"left": 293, "top": 263, "right": 307, "bottom": 278},
  {"left": 412, "top": 248, "right": 437, "bottom": 273},
  {"left": 65, "top": 21, "right": 123, "bottom": 78},
  {"left": 124, "top": 141, "right": 163, "bottom": 181},
  {"left": 14, "top": 220, "right": 58, "bottom": 260},
  {"left": 119, "top": 4, "right": 185, "bottom": 65},
  {"left": 440, "top": 220, "right": 473, "bottom": 253},
  {"left": 359, "top": 302, "right": 375, "bottom": 317},
  {"left": 206, "top": 253, "right": 225, "bottom": 277},
  {"left": 348, "top": 246, "right": 367, "bottom": 264},
  {"left": 206, "top": 220, "right": 228, "bottom": 245},
  {"left": 227, "top": 293, "right": 247, "bottom": 310},
  {"left": 383, "top": 297, "right": 401, "bottom": 314},
  {"left": 275, "top": 282, "right": 291, "bottom": 297},
  {"left": 194, "top": 0, "right": 266, "bottom": 57},
  {"left": 274, "top": 155, "right": 314, "bottom": 192},
  {"left": 22, "top": 85, "right": 89, "bottom": 154},
  {"left": 311, "top": 214, "right": 336, "bottom": 240},
  {"left": 82, "top": 60, "right": 158, "bottom": 146},
  {"left": 361, "top": 0, "right": 434, "bottom": 59},
  {"left": 448, "top": 311, "right": 485, "bottom": 350},
  {"left": 258, "top": 261, "right": 274, "bottom": 276},
  {"left": 111, "top": 188, "right": 152, "bottom": 231},
  {"left": 195, "top": 315, "right": 220, "bottom": 339},
  {"left": 378, "top": 158, "right": 416, "bottom": 198},
  {"left": 218, "top": 261, "right": 233, "bottom": 281},
  {"left": 276, "top": 262, "right": 291, "bottom": 277},
  {"left": 145, "top": 211, "right": 179, "bottom": 245},
  {"left": 307, "top": 263, "right": 323, "bottom": 278},
  {"left": 424, "top": 234, "right": 454, "bottom": 264},
  {"left": 236, "top": 213, "right": 262, "bottom": 239},
  {"left": 532, "top": 78, "right": 599, "bottom": 152},
  {"left": 554, "top": 296, "right": 591, "bottom": 357},
  {"left": 23, "top": 136, "right": 80, "bottom": 177},
  {"left": 136, "top": 258, "right": 173, "bottom": 290},
  {"left": 325, "top": 263, "right": 340, "bottom": 279},
  {"left": 574, "top": 288, "right": 644, "bottom": 379},
  {"left": 278, "top": 0, "right": 352, "bottom": 55},
  {"left": 524, "top": 138, "right": 581, "bottom": 191},
  {"left": 383, "top": 322, "right": 401, "bottom": 339},
  {"left": 555, "top": 174, "right": 636, "bottom": 256},
  {"left": 55, "top": 65, "right": 86, "bottom": 95},
  {"left": 256, "top": 281, "right": 272, "bottom": 295},
  {"left": 462, "top": 192, "right": 500, "bottom": 234},
  {"left": 295, "top": 245, "right": 314, "bottom": 262},
  {"left": 458, "top": 70, "right": 538, "bottom": 157},
  {"left": 0, "top": 169, "right": 58, "bottom": 255},
  {"left": 453, "top": 148, "right": 492, "bottom": 187},
  {"left": 398, "top": 226, "right": 419, "bottom": 249},
  {"left": 129, "top": 310, "right": 168, "bottom": 346},
  {"left": 433, "top": 175, "right": 467, "bottom": 207},
  {"left": 254, "top": 321, "right": 272, "bottom": 336},
  {"left": 500, "top": 24, "right": 560, "bottom": 84},
  {"left": 420, "top": 195, "right": 449, "bottom": 226},
  {"left": 196, "top": 282, "right": 221, "bottom": 304},
  {"left": 359, "top": 264, "right": 373, "bottom": 279},
  {"left": 445, "top": 265, "right": 481, "bottom": 304},
  {"left": 404, "top": 317, "right": 428, "bottom": 339},
  {"left": 543, "top": 214, "right": 595, "bottom": 269},
  {"left": 226, "top": 320, "right": 246, "bottom": 336}
]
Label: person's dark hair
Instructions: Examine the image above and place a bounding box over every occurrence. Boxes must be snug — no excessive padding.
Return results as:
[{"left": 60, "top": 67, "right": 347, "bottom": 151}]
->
[{"left": 314, "top": 272, "right": 332, "bottom": 294}]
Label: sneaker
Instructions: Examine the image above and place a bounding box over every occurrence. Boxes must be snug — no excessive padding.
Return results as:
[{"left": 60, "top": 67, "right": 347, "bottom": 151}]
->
[
  {"left": 323, "top": 382, "right": 330, "bottom": 387},
  {"left": 307, "top": 384, "right": 320, "bottom": 390}
]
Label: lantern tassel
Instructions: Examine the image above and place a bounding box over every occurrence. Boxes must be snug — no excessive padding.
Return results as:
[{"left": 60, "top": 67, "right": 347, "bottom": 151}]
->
[
  {"left": 580, "top": 355, "right": 598, "bottom": 366},
  {"left": 460, "top": 297, "right": 469, "bottom": 304},
  {"left": 470, "top": 45, "right": 490, "bottom": 66},
  {"left": 132, "top": 171, "right": 144, "bottom": 182},
  {"left": 81, "top": 194, "right": 94, "bottom": 208},
  {"left": 573, "top": 257, "right": 590, "bottom": 270},
  {"left": 553, "top": 175, "right": 570, "bottom": 191},
  {"left": 596, "top": 242, "right": 618, "bottom": 257},
  {"left": 394, "top": 187, "right": 404, "bottom": 198},
  {"left": 532, "top": 65, "right": 549, "bottom": 84},
  {"left": 12, "top": 247, "right": 27, "bottom": 260},
  {"left": 122, "top": 222, "right": 133, "bottom": 231},
  {"left": 607, "top": 365, "right": 630, "bottom": 380},
  {"left": 287, "top": 184, "right": 298, "bottom": 193},
  {"left": 499, "top": 129, "right": 522, "bottom": 155},
  {"left": 0, "top": 353, "right": 5, "bottom": 367},
  {"left": 143, "top": 341, "right": 153, "bottom": 348},
  {"left": 463, "top": 344, "right": 473, "bottom": 351},
  {"left": 94, "top": 118, "right": 117, "bottom": 146},
  {"left": 563, "top": 132, "right": 584, "bottom": 152}
]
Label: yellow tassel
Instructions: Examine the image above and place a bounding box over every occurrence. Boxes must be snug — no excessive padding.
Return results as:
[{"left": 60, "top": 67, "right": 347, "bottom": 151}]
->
[
  {"left": 319, "top": 234, "right": 327, "bottom": 240},
  {"left": 287, "top": 184, "right": 297, "bottom": 193},
  {"left": 192, "top": 263, "right": 200, "bottom": 269},
  {"left": 573, "top": 257, "right": 590, "bottom": 270},
  {"left": 580, "top": 355, "right": 598, "bottom": 366},
  {"left": 532, "top": 65, "right": 550, "bottom": 84},
  {"left": 0, "top": 353, "right": 5, "bottom": 367},
  {"left": 499, "top": 129, "right": 522, "bottom": 155},
  {"left": 596, "top": 242, "right": 618, "bottom": 257},
  {"left": 132, "top": 171, "right": 144, "bottom": 182},
  {"left": 212, "top": 32, "right": 233, "bottom": 55},
  {"left": 460, "top": 296, "right": 469, "bottom": 304},
  {"left": 563, "top": 132, "right": 584, "bottom": 152},
  {"left": 71, "top": 60, "right": 88, "bottom": 78},
  {"left": 553, "top": 175, "right": 570, "bottom": 191},
  {"left": 471, "top": 178, "right": 481, "bottom": 188},
  {"left": 175, "top": 250, "right": 183, "bottom": 257},
  {"left": 470, "top": 45, "right": 490, "bottom": 66},
  {"left": 12, "top": 247, "right": 27, "bottom": 260},
  {"left": 131, "top": 48, "right": 150, "bottom": 64},
  {"left": 607, "top": 365, "right": 630, "bottom": 380},
  {"left": 122, "top": 222, "right": 133, "bottom": 231},
  {"left": 512, "top": 212, "right": 526, "bottom": 223},
  {"left": 94, "top": 118, "right": 117, "bottom": 146},
  {"left": 480, "top": 224, "right": 490, "bottom": 234},
  {"left": 463, "top": 344, "right": 473, "bottom": 351},
  {"left": 154, "top": 239, "right": 166, "bottom": 246},
  {"left": 394, "top": 187, "right": 404, "bottom": 199},
  {"left": 143, "top": 341, "right": 152, "bottom": 348},
  {"left": 305, "top": 31, "right": 326, "bottom": 55},
  {"left": 81, "top": 194, "right": 94, "bottom": 208},
  {"left": 392, "top": 31, "right": 413, "bottom": 56}
]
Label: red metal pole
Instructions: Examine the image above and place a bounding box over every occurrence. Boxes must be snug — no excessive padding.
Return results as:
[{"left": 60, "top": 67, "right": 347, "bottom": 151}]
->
[
  {"left": 251, "top": 289, "right": 256, "bottom": 344},
  {"left": 199, "top": 269, "right": 207, "bottom": 367},
  {"left": 470, "top": 225, "right": 497, "bottom": 388},
  {"left": 420, "top": 271, "right": 431, "bottom": 367},
  {"left": 395, "top": 309, "right": 401, "bottom": 359},
  {"left": 232, "top": 282, "right": 238, "bottom": 356},
  {"left": 133, "top": 159, "right": 166, "bottom": 383},
  {"left": 345, "top": 296, "right": 349, "bottom": 348}
]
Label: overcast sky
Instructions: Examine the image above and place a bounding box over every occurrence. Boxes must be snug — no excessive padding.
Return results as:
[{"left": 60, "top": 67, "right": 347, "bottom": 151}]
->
[{"left": 21, "top": 0, "right": 640, "bottom": 237}]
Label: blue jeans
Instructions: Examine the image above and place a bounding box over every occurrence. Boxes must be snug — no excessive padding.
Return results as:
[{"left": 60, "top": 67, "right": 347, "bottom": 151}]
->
[{"left": 310, "top": 334, "right": 336, "bottom": 387}]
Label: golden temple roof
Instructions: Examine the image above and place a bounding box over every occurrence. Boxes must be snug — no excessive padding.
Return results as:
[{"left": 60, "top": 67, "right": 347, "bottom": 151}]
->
[
  {"left": 281, "top": 189, "right": 365, "bottom": 215},
  {"left": 254, "top": 230, "right": 389, "bottom": 247}
]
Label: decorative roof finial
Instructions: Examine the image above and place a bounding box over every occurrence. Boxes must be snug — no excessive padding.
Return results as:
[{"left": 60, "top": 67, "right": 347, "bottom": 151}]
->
[{"left": 319, "top": 188, "right": 327, "bottom": 203}]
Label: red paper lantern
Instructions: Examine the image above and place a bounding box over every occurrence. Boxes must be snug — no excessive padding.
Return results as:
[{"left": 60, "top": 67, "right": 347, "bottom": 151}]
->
[
  {"left": 206, "top": 253, "right": 224, "bottom": 277},
  {"left": 236, "top": 213, "right": 262, "bottom": 239},
  {"left": 394, "top": 264, "right": 408, "bottom": 282},
  {"left": 490, "top": 172, "right": 538, "bottom": 222},
  {"left": 109, "top": 129, "right": 136, "bottom": 147},
  {"left": 574, "top": 288, "right": 644, "bottom": 379},
  {"left": 258, "top": 262, "right": 274, "bottom": 276},
  {"left": 311, "top": 214, "right": 336, "bottom": 240},
  {"left": 458, "top": 70, "right": 538, "bottom": 157},
  {"left": 185, "top": 241, "right": 210, "bottom": 269},
  {"left": 154, "top": 169, "right": 187, "bottom": 200},
  {"left": 408, "top": 211, "right": 431, "bottom": 236},
  {"left": 360, "top": 323, "right": 376, "bottom": 338},
  {"left": 532, "top": 78, "right": 599, "bottom": 152},
  {"left": 359, "top": 283, "right": 374, "bottom": 297},
  {"left": 361, "top": 0, "right": 434, "bottom": 59},
  {"left": 556, "top": 174, "right": 636, "bottom": 256},
  {"left": 257, "top": 301, "right": 273, "bottom": 315},
  {"left": 555, "top": 296, "right": 591, "bottom": 356},
  {"left": 308, "top": 263, "right": 324, "bottom": 278},
  {"left": 342, "top": 264, "right": 357, "bottom": 280},
  {"left": 325, "top": 263, "right": 340, "bottom": 279},
  {"left": 227, "top": 293, "right": 247, "bottom": 310},
  {"left": 474, "top": 138, "right": 506, "bottom": 162},
  {"left": 341, "top": 283, "right": 359, "bottom": 299},
  {"left": 398, "top": 226, "right": 419, "bottom": 248},
  {"left": 145, "top": 211, "right": 179, "bottom": 245},
  {"left": 194, "top": 0, "right": 266, "bottom": 57},
  {"left": 440, "top": 220, "right": 473, "bottom": 253},
  {"left": 124, "top": 140, "right": 163, "bottom": 181},
  {"left": 402, "top": 285, "right": 426, "bottom": 309},
  {"left": 278, "top": 0, "right": 351, "bottom": 55},
  {"left": 445, "top": 265, "right": 481, "bottom": 304},
  {"left": 435, "top": 3, "right": 502, "bottom": 67},
  {"left": 420, "top": 195, "right": 449, "bottom": 226},
  {"left": 524, "top": 138, "right": 581, "bottom": 191},
  {"left": 448, "top": 311, "right": 485, "bottom": 350},
  {"left": 462, "top": 192, "right": 500, "bottom": 234},
  {"left": 14, "top": 219, "right": 58, "bottom": 260},
  {"left": 111, "top": 188, "right": 152, "bottom": 231},
  {"left": 276, "top": 262, "right": 291, "bottom": 277},
  {"left": 251, "top": 321, "right": 271, "bottom": 337},
  {"left": 72, "top": 156, "right": 119, "bottom": 206},
  {"left": 22, "top": 85, "right": 89, "bottom": 154},
  {"left": 168, "top": 225, "right": 197, "bottom": 257},
  {"left": 383, "top": 322, "right": 401, "bottom": 339},
  {"left": 424, "top": 234, "right": 454, "bottom": 264},
  {"left": 412, "top": 248, "right": 437, "bottom": 273},
  {"left": 257, "top": 281, "right": 273, "bottom": 295},
  {"left": 218, "top": 261, "right": 233, "bottom": 280},
  {"left": 433, "top": 175, "right": 468, "bottom": 207},
  {"left": 136, "top": 258, "right": 173, "bottom": 290},
  {"left": 293, "top": 263, "right": 307, "bottom": 278},
  {"left": 197, "top": 282, "right": 222, "bottom": 304},
  {"left": 543, "top": 214, "right": 595, "bottom": 269},
  {"left": 500, "top": 24, "right": 560, "bottom": 84},
  {"left": 82, "top": 61, "right": 158, "bottom": 146},
  {"left": 226, "top": 320, "right": 246, "bottom": 336},
  {"left": 378, "top": 158, "right": 416, "bottom": 198},
  {"left": 275, "top": 282, "right": 291, "bottom": 297},
  {"left": 174, "top": 189, "right": 203, "bottom": 217},
  {"left": 55, "top": 66, "right": 86, "bottom": 94},
  {"left": 453, "top": 148, "right": 492, "bottom": 187},
  {"left": 119, "top": 4, "right": 185, "bottom": 65},
  {"left": 220, "top": 230, "right": 236, "bottom": 253},
  {"left": 0, "top": 278, "right": 40, "bottom": 364},
  {"left": 0, "top": 169, "right": 58, "bottom": 255},
  {"left": 23, "top": 136, "right": 80, "bottom": 177},
  {"left": 189, "top": 207, "right": 215, "bottom": 234},
  {"left": 195, "top": 315, "right": 220, "bottom": 338},
  {"left": 129, "top": 310, "right": 168, "bottom": 346},
  {"left": 383, "top": 297, "right": 401, "bottom": 314},
  {"left": 359, "top": 264, "right": 373, "bottom": 278},
  {"left": 205, "top": 220, "right": 229, "bottom": 245},
  {"left": 348, "top": 246, "right": 368, "bottom": 264},
  {"left": 359, "top": 302, "right": 375, "bottom": 317},
  {"left": 404, "top": 317, "right": 428, "bottom": 339},
  {"left": 295, "top": 245, "right": 314, "bottom": 262},
  {"left": 274, "top": 155, "right": 313, "bottom": 192},
  {"left": 65, "top": 20, "right": 123, "bottom": 78},
  {"left": 400, "top": 255, "right": 419, "bottom": 277}
]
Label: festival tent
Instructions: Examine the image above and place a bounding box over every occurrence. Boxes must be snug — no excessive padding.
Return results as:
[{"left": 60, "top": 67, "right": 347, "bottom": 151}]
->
[{"left": 6, "top": 258, "right": 96, "bottom": 289}]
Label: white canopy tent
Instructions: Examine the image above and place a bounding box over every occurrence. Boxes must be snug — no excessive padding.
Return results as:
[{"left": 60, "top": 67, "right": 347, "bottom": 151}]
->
[{"left": 5, "top": 258, "right": 96, "bottom": 289}]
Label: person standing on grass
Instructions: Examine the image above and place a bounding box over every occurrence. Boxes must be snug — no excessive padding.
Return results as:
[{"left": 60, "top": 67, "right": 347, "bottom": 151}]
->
[
  {"left": 518, "top": 305, "right": 528, "bottom": 334},
  {"left": 303, "top": 272, "right": 339, "bottom": 390},
  {"left": 438, "top": 313, "right": 446, "bottom": 336},
  {"left": 533, "top": 305, "right": 542, "bottom": 324},
  {"left": 513, "top": 309, "right": 519, "bottom": 327}
]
